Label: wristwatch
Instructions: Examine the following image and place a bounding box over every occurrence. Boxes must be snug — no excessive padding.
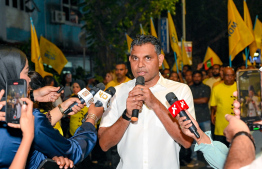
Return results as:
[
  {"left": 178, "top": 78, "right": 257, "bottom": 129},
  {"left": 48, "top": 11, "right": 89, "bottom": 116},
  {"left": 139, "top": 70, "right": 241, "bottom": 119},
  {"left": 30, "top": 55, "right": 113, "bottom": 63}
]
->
[
  {"left": 30, "top": 90, "right": 34, "bottom": 102},
  {"left": 122, "top": 109, "right": 131, "bottom": 121}
]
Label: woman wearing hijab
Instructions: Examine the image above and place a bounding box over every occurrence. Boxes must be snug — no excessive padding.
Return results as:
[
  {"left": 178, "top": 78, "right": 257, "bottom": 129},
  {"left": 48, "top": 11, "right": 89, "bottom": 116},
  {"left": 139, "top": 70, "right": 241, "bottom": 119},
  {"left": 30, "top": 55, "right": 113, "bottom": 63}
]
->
[{"left": 0, "top": 47, "right": 103, "bottom": 169}]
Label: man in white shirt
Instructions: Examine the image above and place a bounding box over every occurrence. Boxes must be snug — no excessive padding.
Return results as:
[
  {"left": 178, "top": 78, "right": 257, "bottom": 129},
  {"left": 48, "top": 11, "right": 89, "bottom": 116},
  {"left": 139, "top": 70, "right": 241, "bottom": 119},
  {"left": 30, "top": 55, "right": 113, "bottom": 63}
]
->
[{"left": 98, "top": 35, "right": 195, "bottom": 169}]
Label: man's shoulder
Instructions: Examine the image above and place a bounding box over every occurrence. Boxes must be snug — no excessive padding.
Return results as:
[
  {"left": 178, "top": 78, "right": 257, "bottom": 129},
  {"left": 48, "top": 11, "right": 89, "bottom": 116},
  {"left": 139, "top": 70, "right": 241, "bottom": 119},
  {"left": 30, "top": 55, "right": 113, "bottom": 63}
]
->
[{"left": 201, "top": 83, "right": 211, "bottom": 90}]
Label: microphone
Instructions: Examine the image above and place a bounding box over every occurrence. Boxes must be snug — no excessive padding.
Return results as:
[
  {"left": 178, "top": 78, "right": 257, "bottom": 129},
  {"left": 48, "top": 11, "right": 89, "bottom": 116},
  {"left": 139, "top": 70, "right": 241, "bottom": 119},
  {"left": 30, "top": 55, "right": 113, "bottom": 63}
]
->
[
  {"left": 94, "top": 86, "right": 116, "bottom": 110},
  {"left": 165, "top": 92, "right": 200, "bottom": 138},
  {"left": 131, "top": 76, "right": 145, "bottom": 122},
  {"left": 63, "top": 83, "right": 105, "bottom": 115}
]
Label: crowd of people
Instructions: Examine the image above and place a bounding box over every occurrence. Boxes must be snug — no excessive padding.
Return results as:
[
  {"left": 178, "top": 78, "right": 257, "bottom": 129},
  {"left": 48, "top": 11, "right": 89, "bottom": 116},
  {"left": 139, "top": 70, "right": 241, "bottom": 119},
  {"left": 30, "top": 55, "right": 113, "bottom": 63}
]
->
[{"left": 0, "top": 35, "right": 261, "bottom": 169}]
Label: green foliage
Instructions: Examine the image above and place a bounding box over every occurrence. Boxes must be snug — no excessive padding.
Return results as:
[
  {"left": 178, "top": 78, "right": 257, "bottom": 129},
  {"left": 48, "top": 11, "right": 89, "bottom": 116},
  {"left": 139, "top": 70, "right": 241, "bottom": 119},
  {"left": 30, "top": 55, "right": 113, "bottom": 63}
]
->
[{"left": 79, "top": 0, "right": 178, "bottom": 76}]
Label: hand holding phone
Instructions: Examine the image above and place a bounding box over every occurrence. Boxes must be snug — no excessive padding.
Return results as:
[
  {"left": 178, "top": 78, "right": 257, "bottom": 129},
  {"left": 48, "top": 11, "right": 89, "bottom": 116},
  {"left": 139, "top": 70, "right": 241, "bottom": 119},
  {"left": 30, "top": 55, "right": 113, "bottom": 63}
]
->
[{"left": 5, "top": 79, "right": 27, "bottom": 124}]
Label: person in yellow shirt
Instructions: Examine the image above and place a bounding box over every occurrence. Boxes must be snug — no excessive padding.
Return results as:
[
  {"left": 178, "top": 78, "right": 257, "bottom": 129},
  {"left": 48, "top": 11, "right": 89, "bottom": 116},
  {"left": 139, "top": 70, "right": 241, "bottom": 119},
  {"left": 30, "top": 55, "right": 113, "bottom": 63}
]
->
[
  {"left": 105, "top": 62, "right": 131, "bottom": 89},
  {"left": 210, "top": 67, "right": 236, "bottom": 147},
  {"left": 203, "top": 64, "right": 221, "bottom": 90},
  {"left": 69, "top": 79, "right": 89, "bottom": 136}
]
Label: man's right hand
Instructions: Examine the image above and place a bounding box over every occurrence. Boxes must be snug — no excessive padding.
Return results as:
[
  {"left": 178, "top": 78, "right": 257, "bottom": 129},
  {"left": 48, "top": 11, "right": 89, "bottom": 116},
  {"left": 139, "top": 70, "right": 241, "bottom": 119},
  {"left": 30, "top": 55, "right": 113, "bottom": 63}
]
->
[
  {"left": 60, "top": 97, "right": 85, "bottom": 116},
  {"left": 126, "top": 89, "right": 143, "bottom": 118}
]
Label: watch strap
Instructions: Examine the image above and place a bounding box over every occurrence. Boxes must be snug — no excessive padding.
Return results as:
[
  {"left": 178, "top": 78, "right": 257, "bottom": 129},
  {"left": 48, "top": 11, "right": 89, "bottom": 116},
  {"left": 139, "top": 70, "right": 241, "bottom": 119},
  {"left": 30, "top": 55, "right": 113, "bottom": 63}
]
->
[{"left": 122, "top": 109, "right": 131, "bottom": 121}]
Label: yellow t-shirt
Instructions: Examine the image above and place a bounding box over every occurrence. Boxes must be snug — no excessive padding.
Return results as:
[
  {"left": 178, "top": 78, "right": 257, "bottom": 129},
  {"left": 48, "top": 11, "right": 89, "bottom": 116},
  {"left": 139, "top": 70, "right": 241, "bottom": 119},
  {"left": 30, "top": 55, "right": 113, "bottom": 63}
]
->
[
  {"left": 210, "top": 82, "right": 236, "bottom": 135},
  {"left": 69, "top": 106, "right": 89, "bottom": 136},
  {"left": 105, "top": 76, "right": 131, "bottom": 89},
  {"left": 203, "top": 77, "right": 221, "bottom": 90},
  {"left": 40, "top": 109, "right": 64, "bottom": 136}
]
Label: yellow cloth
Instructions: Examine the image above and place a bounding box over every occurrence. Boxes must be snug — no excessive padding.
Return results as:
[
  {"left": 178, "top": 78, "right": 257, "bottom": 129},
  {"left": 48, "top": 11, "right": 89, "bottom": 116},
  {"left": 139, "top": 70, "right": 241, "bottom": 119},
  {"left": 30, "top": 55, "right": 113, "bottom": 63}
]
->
[
  {"left": 40, "top": 109, "right": 63, "bottom": 136},
  {"left": 106, "top": 76, "right": 131, "bottom": 89},
  {"left": 126, "top": 34, "right": 133, "bottom": 53},
  {"left": 203, "top": 77, "right": 221, "bottom": 90},
  {"left": 168, "top": 12, "right": 181, "bottom": 59},
  {"left": 210, "top": 82, "right": 237, "bottom": 135},
  {"left": 212, "top": 80, "right": 224, "bottom": 88},
  {"left": 69, "top": 106, "right": 89, "bottom": 136},
  {"left": 228, "top": 0, "right": 254, "bottom": 61}
]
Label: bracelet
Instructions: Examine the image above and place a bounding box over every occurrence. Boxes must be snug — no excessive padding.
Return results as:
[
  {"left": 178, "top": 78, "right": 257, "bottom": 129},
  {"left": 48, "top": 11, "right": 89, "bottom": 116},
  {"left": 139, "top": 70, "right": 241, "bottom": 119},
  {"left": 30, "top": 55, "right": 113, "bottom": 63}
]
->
[
  {"left": 231, "top": 131, "right": 256, "bottom": 150},
  {"left": 87, "top": 113, "right": 98, "bottom": 122},
  {"left": 122, "top": 109, "right": 131, "bottom": 121},
  {"left": 30, "top": 90, "right": 34, "bottom": 102},
  {"left": 58, "top": 104, "right": 64, "bottom": 116}
]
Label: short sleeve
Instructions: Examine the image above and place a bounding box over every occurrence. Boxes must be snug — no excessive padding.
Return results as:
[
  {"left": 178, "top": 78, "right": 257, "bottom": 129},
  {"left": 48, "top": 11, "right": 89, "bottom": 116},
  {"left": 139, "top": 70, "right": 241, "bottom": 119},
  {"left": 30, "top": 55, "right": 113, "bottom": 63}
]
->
[{"left": 210, "top": 86, "right": 217, "bottom": 107}]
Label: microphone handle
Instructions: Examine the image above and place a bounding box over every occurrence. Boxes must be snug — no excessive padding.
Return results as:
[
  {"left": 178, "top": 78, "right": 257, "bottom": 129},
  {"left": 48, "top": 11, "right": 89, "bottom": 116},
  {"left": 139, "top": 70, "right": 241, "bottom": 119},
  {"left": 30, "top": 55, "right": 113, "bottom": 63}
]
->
[
  {"left": 131, "top": 109, "right": 139, "bottom": 121},
  {"left": 63, "top": 98, "right": 85, "bottom": 115},
  {"left": 179, "top": 110, "right": 200, "bottom": 139}
]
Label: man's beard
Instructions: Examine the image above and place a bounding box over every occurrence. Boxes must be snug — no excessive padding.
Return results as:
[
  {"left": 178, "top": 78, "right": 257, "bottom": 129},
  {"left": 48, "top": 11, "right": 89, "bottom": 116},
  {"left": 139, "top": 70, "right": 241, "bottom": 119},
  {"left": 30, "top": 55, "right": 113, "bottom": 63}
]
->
[
  {"left": 193, "top": 81, "right": 202, "bottom": 86},
  {"left": 213, "top": 73, "right": 220, "bottom": 77}
]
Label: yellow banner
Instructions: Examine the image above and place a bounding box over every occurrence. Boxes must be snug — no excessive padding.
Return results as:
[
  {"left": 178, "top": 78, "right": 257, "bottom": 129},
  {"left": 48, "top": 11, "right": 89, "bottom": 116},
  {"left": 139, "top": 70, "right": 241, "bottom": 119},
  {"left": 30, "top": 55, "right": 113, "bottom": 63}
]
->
[
  {"left": 126, "top": 33, "right": 133, "bottom": 53},
  {"left": 40, "top": 36, "right": 68, "bottom": 75},
  {"left": 254, "top": 19, "right": 262, "bottom": 51},
  {"left": 30, "top": 19, "right": 52, "bottom": 77},
  {"left": 168, "top": 12, "right": 181, "bottom": 59},
  {"left": 203, "top": 47, "right": 223, "bottom": 65},
  {"left": 228, "top": 0, "right": 254, "bottom": 60},
  {"left": 150, "top": 18, "right": 169, "bottom": 69},
  {"left": 244, "top": 0, "right": 257, "bottom": 58}
]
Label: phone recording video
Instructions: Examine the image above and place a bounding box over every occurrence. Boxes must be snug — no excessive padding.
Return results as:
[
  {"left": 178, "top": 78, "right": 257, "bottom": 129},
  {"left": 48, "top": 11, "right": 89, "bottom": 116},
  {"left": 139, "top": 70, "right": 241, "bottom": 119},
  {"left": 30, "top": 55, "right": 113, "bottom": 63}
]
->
[
  {"left": 5, "top": 79, "right": 27, "bottom": 124},
  {"left": 237, "top": 69, "right": 262, "bottom": 125}
]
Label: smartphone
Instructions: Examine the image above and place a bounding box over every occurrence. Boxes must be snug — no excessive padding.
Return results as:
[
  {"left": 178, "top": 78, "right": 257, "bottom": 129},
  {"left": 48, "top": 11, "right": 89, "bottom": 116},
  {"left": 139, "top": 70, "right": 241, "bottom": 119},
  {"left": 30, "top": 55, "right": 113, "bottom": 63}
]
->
[
  {"left": 237, "top": 69, "right": 262, "bottom": 125},
  {"left": 5, "top": 79, "right": 27, "bottom": 124},
  {"left": 37, "top": 159, "right": 75, "bottom": 169}
]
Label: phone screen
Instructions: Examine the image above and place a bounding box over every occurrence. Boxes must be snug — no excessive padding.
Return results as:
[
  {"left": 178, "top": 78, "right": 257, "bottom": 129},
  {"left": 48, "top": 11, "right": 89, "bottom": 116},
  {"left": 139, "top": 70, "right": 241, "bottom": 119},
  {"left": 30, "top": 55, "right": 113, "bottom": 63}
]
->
[
  {"left": 6, "top": 80, "right": 27, "bottom": 124},
  {"left": 237, "top": 69, "right": 262, "bottom": 122}
]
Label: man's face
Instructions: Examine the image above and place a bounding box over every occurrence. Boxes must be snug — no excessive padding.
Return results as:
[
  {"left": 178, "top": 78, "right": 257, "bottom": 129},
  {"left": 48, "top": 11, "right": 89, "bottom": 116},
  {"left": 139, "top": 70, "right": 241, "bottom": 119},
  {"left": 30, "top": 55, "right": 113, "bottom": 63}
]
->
[
  {"left": 182, "top": 66, "right": 189, "bottom": 76},
  {"left": 115, "top": 64, "right": 127, "bottom": 80},
  {"left": 169, "top": 72, "right": 179, "bottom": 82},
  {"left": 162, "top": 69, "right": 170, "bottom": 78},
  {"left": 212, "top": 65, "right": 220, "bottom": 77},
  {"left": 129, "top": 43, "right": 164, "bottom": 86},
  {"left": 224, "top": 68, "right": 235, "bottom": 85},
  {"left": 193, "top": 73, "right": 202, "bottom": 85},
  {"left": 185, "top": 71, "right": 193, "bottom": 84},
  {"left": 66, "top": 74, "right": 72, "bottom": 83}
]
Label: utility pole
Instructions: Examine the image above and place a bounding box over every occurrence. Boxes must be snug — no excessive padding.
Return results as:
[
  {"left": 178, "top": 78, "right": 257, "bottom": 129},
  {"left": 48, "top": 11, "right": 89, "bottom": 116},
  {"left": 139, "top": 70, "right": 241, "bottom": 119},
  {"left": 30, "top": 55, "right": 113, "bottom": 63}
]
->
[{"left": 182, "top": 0, "right": 186, "bottom": 41}]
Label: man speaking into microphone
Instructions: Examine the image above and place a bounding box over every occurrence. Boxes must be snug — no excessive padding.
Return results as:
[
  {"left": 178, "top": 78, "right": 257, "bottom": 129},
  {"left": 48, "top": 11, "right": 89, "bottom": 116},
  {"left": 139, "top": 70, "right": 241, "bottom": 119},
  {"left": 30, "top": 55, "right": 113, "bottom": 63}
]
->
[{"left": 98, "top": 35, "right": 196, "bottom": 169}]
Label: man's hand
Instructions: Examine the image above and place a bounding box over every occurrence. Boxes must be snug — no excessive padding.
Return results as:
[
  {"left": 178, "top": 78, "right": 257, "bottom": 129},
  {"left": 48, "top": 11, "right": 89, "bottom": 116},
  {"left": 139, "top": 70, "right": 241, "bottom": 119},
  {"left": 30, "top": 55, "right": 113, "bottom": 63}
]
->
[
  {"left": 223, "top": 114, "right": 250, "bottom": 143},
  {"left": 128, "top": 85, "right": 158, "bottom": 109},
  {"left": 60, "top": 97, "right": 85, "bottom": 116},
  {"left": 0, "top": 89, "right": 6, "bottom": 122},
  {"left": 33, "top": 86, "right": 63, "bottom": 102},
  {"left": 126, "top": 87, "right": 144, "bottom": 117},
  {"left": 52, "top": 156, "right": 74, "bottom": 169}
]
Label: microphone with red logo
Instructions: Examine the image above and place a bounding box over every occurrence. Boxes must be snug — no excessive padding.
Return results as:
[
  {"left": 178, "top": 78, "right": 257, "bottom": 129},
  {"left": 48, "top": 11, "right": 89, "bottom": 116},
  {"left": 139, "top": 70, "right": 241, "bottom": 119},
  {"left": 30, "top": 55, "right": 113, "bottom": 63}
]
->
[
  {"left": 165, "top": 92, "right": 200, "bottom": 138},
  {"left": 131, "top": 76, "right": 145, "bottom": 122}
]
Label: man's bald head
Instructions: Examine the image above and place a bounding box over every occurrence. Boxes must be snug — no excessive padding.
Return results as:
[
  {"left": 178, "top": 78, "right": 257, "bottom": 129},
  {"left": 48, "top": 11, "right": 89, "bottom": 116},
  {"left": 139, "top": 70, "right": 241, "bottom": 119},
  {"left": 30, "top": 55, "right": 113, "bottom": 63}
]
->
[{"left": 223, "top": 67, "right": 235, "bottom": 85}]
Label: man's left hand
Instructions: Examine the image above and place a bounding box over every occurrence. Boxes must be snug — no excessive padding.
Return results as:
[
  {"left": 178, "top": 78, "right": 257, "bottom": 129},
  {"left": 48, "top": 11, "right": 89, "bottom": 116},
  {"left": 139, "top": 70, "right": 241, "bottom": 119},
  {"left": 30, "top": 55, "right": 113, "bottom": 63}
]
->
[{"left": 33, "top": 86, "right": 63, "bottom": 102}]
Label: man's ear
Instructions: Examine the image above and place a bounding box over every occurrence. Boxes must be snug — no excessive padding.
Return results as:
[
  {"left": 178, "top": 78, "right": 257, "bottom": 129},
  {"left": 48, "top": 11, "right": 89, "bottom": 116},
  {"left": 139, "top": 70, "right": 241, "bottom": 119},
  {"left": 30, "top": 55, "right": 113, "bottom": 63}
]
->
[{"left": 158, "top": 54, "right": 164, "bottom": 67}]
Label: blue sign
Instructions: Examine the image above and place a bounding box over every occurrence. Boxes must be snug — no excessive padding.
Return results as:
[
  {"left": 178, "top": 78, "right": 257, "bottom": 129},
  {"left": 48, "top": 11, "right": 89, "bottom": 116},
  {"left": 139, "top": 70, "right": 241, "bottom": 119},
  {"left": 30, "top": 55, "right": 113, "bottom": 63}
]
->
[{"left": 160, "top": 18, "right": 169, "bottom": 53}]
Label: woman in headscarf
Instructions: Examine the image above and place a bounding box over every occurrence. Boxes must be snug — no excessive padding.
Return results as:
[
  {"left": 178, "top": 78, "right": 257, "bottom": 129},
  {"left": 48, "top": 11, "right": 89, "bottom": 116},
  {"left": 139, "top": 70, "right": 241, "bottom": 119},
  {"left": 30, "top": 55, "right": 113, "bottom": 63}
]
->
[{"left": 0, "top": 47, "right": 103, "bottom": 169}]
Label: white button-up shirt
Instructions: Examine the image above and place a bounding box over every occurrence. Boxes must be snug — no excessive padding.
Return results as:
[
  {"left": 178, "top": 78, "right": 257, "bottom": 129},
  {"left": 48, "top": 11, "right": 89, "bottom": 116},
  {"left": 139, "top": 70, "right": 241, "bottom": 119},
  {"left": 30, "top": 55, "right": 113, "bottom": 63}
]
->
[{"left": 100, "top": 74, "right": 195, "bottom": 169}]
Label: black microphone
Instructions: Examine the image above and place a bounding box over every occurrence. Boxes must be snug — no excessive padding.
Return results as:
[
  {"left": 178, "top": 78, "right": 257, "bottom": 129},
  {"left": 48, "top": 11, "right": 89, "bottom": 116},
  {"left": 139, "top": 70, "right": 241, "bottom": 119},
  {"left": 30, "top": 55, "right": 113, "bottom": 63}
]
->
[
  {"left": 131, "top": 76, "right": 145, "bottom": 122},
  {"left": 165, "top": 92, "right": 200, "bottom": 138},
  {"left": 63, "top": 83, "right": 105, "bottom": 115}
]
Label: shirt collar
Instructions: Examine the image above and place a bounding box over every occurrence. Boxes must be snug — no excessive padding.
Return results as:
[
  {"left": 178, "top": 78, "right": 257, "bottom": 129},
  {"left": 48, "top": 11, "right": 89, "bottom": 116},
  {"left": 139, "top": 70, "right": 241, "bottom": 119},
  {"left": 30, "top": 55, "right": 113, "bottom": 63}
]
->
[{"left": 152, "top": 72, "right": 169, "bottom": 89}]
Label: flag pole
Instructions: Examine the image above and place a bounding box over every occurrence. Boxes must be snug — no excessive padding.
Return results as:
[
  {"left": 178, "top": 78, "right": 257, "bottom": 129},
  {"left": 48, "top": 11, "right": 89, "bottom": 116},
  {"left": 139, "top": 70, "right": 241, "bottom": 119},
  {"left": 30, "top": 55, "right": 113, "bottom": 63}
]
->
[
  {"left": 181, "top": 38, "right": 184, "bottom": 71},
  {"left": 229, "top": 55, "right": 232, "bottom": 67},
  {"left": 174, "top": 52, "right": 179, "bottom": 73},
  {"left": 245, "top": 48, "right": 248, "bottom": 68}
]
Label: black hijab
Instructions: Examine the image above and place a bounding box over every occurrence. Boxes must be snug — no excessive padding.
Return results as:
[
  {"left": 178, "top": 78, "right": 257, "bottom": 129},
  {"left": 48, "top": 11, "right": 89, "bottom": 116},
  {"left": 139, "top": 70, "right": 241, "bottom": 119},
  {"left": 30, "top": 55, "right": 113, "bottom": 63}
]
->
[{"left": 0, "top": 47, "right": 27, "bottom": 94}]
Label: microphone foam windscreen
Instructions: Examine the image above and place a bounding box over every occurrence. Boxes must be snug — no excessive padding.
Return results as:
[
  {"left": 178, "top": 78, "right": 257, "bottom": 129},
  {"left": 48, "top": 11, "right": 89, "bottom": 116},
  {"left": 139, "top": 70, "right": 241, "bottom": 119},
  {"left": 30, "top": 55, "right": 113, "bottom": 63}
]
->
[
  {"left": 96, "top": 83, "right": 105, "bottom": 90},
  {"left": 136, "top": 76, "right": 145, "bottom": 86}
]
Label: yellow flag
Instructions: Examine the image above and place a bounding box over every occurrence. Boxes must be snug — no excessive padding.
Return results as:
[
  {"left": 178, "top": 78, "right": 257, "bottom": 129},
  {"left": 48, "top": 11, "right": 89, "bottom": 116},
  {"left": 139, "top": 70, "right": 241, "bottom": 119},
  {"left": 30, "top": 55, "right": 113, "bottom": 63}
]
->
[
  {"left": 172, "top": 57, "right": 181, "bottom": 73},
  {"left": 40, "top": 36, "right": 68, "bottom": 74},
  {"left": 203, "top": 47, "right": 223, "bottom": 70},
  {"left": 140, "top": 24, "right": 146, "bottom": 35},
  {"left": 182, "top": 40, "right": 190, "bottom": 65},
  {"left": 242, "top": 53, "right": 252, "bottom": 66},
  {"left": 228, "top": 0, "right": 254, "bottom": 61},
  {"left": 150, "top": 18, "right": 170, "bottom": 69},
  {"left": 168, "top": 12, "right": 181, "bottom": 59},
  {"left": 254, "top": 19, "right": 262, "bottom": 51},
  {"left": 30, "top": 19, "right": 52, "bottom": 77},
  {"left": 126, "top": 33, "right": 133, "bottom": 53},
  {"left": 244, "top": 0, "right": 257, "bottom": 58}
]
